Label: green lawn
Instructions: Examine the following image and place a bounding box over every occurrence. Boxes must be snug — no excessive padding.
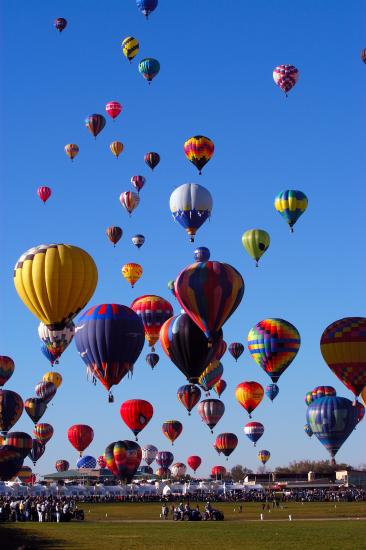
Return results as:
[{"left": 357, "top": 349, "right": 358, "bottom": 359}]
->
[{"left": 1, "top": 502, "right": 365, "bottom": 550}]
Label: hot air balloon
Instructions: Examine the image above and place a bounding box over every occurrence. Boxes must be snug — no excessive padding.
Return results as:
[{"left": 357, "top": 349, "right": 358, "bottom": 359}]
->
[
  {"left": 258, "top": 450, "right": 271, "bottom": 466},
  {"left": 175, "top": 261, "right": 244, "bottom": 340},
  {"left": 0, "top": 390, "right": 23, "bottom": 435},
  {"left": 132, "top": 234, "right": 145, "bottom": 249},
  {"left": 213, "top": 379, "right": 227, "bottom": 398},
  {"left": 211, "top": 465, "right": 226, "bottom": 479},
  {"left": 138, "top": 58, "right": 160, "bottom": 83},
  {"left": 77, "top": 455, "right": 97, "bottom": 469},
  {"left": 360, "top": 49, "right": 366, "bottom": 64},
  {"left": 265, "top": 384, "right": 279, "bottom": 402},
  {"left": 243, "top": 422, "right": 264, "bottom": 447},
  {"left": 106, "top": 226, "right": 123, "bottom": 246},
  {"left": 199, "top": 361, "right": 223, "bottom": 393},
  {"left": 248, "top": 319, "right": 301, "bottom": 383},
  {"left": 305, "top": 391, "right": 313, "bottom": 406},
  {"left": 131, "top": 176, "right": 146, "bottom": 193},
  {"left": 106, "top": 101, "right": 122, "bottom": 120},
  {"left": 187, "top": 455, "right": 201, "bottom": 473},
  {"left": 105, "top": 440, "right": 142, "bottom": 481},
  {"left": 35, "top": 381, "right": 57, "bottom": 404},
  {"left": 307, "top": 396, "right": 358, "bottom": 463},
  {"left": 169, "top": 183, "right": 213, "bottom": 242},
  {"left": 144, "top": 152, "right": 160, "bottom": 170},
  {"left": 55, "top": 459, "right": 69, "bottom": 472},
  {"left": 120, "top": 191, "right": 140, "bottom": 215},
  {"left": 274, "top": 190, "right": 308, "bottom": 232},
  {"left": 162, "top": 421, "right": 183, "bottom": 445},
  {"left": 40, "top": 343, "right": 57, "bottom": 365},
  {"left": 38, "top": 322, "right": 75, "bottom": 363},
  {"left": 136, "top": 0, "right": 158, "bottom": 18},
  {"left": 273, "top": 65, "right": 299, "bottom": 96},
  {"left": 54, "top": 17, "right": 67, "bottom": 32},
  {"left": 315, "top": 386, "right": 337, "bottom": 400},
  {"left": 171, "top": 462, "right": 187, "bottom": 478},
  {"left": 356, "top": 401, "right": 365, "bottom": 423},
  {"left": 156, "top": 467, "right": 170, "bottom": 478},
  {"left": 131, "top": 295, "right": 173, "bottom": 351},
  {"left": 139, "top": 465, "right": 153, "bottom": 475},
  {"left": 42, "top": 371, "right": 62, "bottom": 389},
  {"left": 75, "top": 304, "right": 145, "bottom": 397},
  {"left": 14, "top": 244, "right": 98, "bottom": 330},
  {"left": 215, "top": 433, "right": 238, "bottom": 459},
  {"left": 0, "top": 446, "right": 24, "bottom": 481},
  {"left": 160, "top": 312, "right": 222, "bottom": 382},
  {"left": 110, "top": 141, "right": 124, "bottom": 159},
  {"left": 120, "top": 399, "right": 153, "bottom": 440},
  {"left": 37, "top": 186, "right": 51, "bottom": 204},
  {"left": 122, "top": 36, "right": 139, "bottom": 62},
  {"left": 142, "top": 444, "right": 158, "bottom": 466},
  {"left": 33, "top": 423, "right": 53, "bottom": 445},
  {"left": 215, "top": 340, "right": 227, "bottom": 361},
  {"left": 304, "top": 424, "right": 313, "bottom": 438},
  {"left": 17, "top": 465, "right": 33, "bottom": 483},
  {"left": 197, "top": 399, "right": 225, "bottom": 433},
  {"left": 177, "top": 384, "right": 201, "bottom": 415},
  {"left": 0, "top": 356, "right": 15, "bottom": 387},
  {"left": 85, "top": 114, "right": 106, "bottom": 138},
  {"left": 156, "top": 451, "right": 174, "bottom": 469},
  {"left": 184, "top": 136, "right": 214, "bottom": 175},
  {"left": 121, "top": 263, "right": 143, "bottom": 288},
  {"left": 228, "top": 343, "right": 244, "bottom": 362},
  {"left": 167, "top": 280, "right": 175, "bottom": 296},
  {"left": 146, "top": 353, "right": 159, "bottom": 370},
  {"left": 320, "top": 318, "right": 366, "bottom": 398},
  {"left": 5, "top": 432, "right": 32, "bottom": 458},
  {"left": 28, "top": 439, "right": 45, "bottom": 466},
  {"left": 67, "top": 425, "right": 94, "bottom": 456},
  {"left": 97, "top": 455, "right": 106, "bottom": 468},
  {"left": 64, "top": 144, "right": 79, "bottom": 161},
  {"left": 194, "top": 247, "right": 210, "bottom": 262},
  {"left": 242, "top": 229, "right": 270, "bottom": 267},
  {"left": 24, "top": 398, "right": 47, "bottom": 425},
  {"left": 235, "top": 381, "right": 264, "bottom": 418}
]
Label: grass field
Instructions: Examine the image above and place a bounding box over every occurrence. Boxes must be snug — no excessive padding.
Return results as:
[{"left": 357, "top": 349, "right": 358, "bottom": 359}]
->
[{"left": 1, "top": 501, "right": 366, "bottom": 549}]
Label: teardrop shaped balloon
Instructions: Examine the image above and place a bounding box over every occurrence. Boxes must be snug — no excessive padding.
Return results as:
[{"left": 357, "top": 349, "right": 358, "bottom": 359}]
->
[
  {"left": 97, "top": 455, "right": 106, "bottom": 468},
  {"left": 215, "top": 433, "right": 238, "bottom": 458},
  {"left": 67, "top": 424, "right": 94, "bottom": 456},
  {"left": 24, "top": 398, "right": 47, "bottom": 425},
  {"left": 194, "top": 247, "right": 210, "bottom": 262},
  {"left": 197, "top": 398, "right": 225, "bottom": 433},
  {"left": 38, "top": 322, "right": 75, "bottom": 363},
  {"left": 187, "top": 455, "right": 201, "bottom": 472},
  {"left": 235, "top": 381, "right": 264, "bottom": 418},
  {"left": 213, "top": 379, "right": 227, "bottom": 398},
  {"left": 274, "top": 190, "right": 308, "bottom": 232},
  {"left": 320, "top": 317, "right": 366, "bottom": 397},
  {"left": 106, "top": 101, "right": 122, "bottom": 120},
  {"left": 131, "top": 295, "right": 173, "bottom": 351},
  {"left": 110, "top": 141, "right": 124, "bottom": 159},
  {"left": 0, "top": 390, "right": 24, "bottom": 434},
  {"left": 211, "top": 465, "right": 226, "bottom": 478},
  {"left": 64, "top": 144, "right": 79, "bottom": 161},
  {"left": 105, "top": 440, "right": 142, "bottom": 481},
  {"left": 35, "top": 381, "right": 57, "bottom": 404},
  {"left": 106, "top": 226, "right": 123, "bottom": 246},
  {"left": 175, "top": 261, "right": 244, "bottom": 341},
  {"left": 0, "top": 356, "right": 15, "bottom": 387},
  {"left": 171, "top": 462, "right": 187, "bottom": 478},
  {"left": 5, "top": 431, "right": 32, "bottom": 458},
  {"left": 177, "top": 384, "right": 201, "bottom": 415},
  {"left": 242, "top": 229, "right": 270, "bottom": 267},
  {"left": 169, "top": 183, "right": 213, "bottom": 242},
  {"left": 144, "top": 152, "right": 160, "bottom": 170},
  {"left": 265, "top": 384, "right": 279, "bottom": 402},
  {"left": 142, "top": 444, "right": 158, "bottom": 466},
  {"left": 258, "top": 450, "right": 271, "bottom": 465},
  {"left": 243, "top": 422, "right": 264, "bottom": 446},
  {"left": 131, "top": 175, "right": 146, "bottom": 193},
  {"left": 33, "top": 423, "right": 53, "bottom": 445},
  {"left": 138, "top": 58, "right": 160, "bottom": 83},
  {"left": 122, "top": 36, "right": 139, "bottom": 62},
  {"left": 37, "top": 186, "right": 51, "bottom": 203},
  {"left": 0, "top": 446, "right": 24, "bottom": 481},
  {"left": 120, "top": 191, "right": 140, "bottom": 215},
  {"left": 54, "top": 18, "right": 67, "bottom": 32},
  {"left": 198, "top": 361, "right": 223, "bottom": 392},
  {"left": 42, "top": 371, "right": 62, "bottom": 389},
  {"left": 136, "top": 0, "right": 158, "bottom": 19},
  {"left": 162, "top": 420, "right": 183, "bottom": 445},
  {"left": 306, "top": 396, "right": 358, "bottom": 463},
  {"left": 14, "top": 244, "right": 98, "bottom": 330},
  {"left": 248, "top": 319, "right": 301, "bottom": 383},
  {"left": 184, "top": 136, "right": 214, "bottom": 175},
  {"left": 120, "top": 399, "right": 153, "bottom": 439},
  {"left": 121, "top": 263, "right": 143, "bottom": 288},
  {"left": 28, "top": 439, "right": 45, "bottom": 465},
  {"left": 146, "top": 353, "right": 159, "bottom": 370},
  {"left": 156, "top": 451, "right": 174, "bottom": 469},
  {"left": 228, "top": 343, "right": 244, "bottom": 362},
  {"left": 56, "top": 460, "right": 69, "bottom": 472},
  {"left": 132, "top": 235, "right": 145, "bottom": 249},
  {"left": 85, "top": 114, "right": 106, "bottom": 138},
  {"left": 273, "top": 65, "right": 299, "bottom": 96}
]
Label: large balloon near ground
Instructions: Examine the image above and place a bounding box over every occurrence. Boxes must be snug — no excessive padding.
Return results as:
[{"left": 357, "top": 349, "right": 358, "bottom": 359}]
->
[
  {"left": 175, "top": 261, "right": 244, "bottom": 341},
  {"left": 105, "top": 440, "right": 142, "bottom": 481},
  {"left": 0, "top": 390, "right": 23, "bottom": 434},
  {"left": 320, "top": 317, "right": 366, "bottom": 397},
  {"left": 14, "top": 244, "right": 98, "bottom": 330},
  {"left": 0, "top": 446, "right": 24, "bottom": 481}
]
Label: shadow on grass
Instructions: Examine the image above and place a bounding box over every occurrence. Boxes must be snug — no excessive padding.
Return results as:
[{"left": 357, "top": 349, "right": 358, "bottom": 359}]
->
[{"left": 0, "top": 524, "right": 65, "bottom": 549}]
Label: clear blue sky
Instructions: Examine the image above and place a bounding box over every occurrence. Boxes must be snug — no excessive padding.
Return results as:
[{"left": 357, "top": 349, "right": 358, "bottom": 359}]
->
[{"left": 1, "top": 0, "right": 365, "bottom": 477}]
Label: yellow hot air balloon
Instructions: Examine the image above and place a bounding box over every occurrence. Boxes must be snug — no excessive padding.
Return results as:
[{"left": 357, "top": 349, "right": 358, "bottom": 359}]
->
[
  {"left": 121, "top": 263, "right": 143, "bottom": 288},
  {"left": 121, "top": 36, "right": 139, "bottom": 62},
  {"left": 14, "top": 244, "right": 98, "bottom": 329},
  {"left": 241, "top": 229, "right": 270, "bottom": 267},
  {"left": 42, "top": 371, "right": 62, "bottom": 389},
  {"left": 110, "top": 141, "right": 124, "bottom": 159},
  {"left": 64, "top": 144, "right": 79, "bottom": 161}
]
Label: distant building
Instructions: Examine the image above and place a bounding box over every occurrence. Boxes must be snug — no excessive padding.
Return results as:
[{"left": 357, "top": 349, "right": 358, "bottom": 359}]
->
[
  {"left": 42, "top": 468, "right": 115, "bottom": 484},
  {"left": 336, "top": 470, "right": 366, "bottom": 488}
]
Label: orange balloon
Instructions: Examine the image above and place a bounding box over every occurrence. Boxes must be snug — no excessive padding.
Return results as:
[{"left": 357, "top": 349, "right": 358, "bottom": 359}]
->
[{"left": 235, "top": 381, "right": 264, "bottom": 418}]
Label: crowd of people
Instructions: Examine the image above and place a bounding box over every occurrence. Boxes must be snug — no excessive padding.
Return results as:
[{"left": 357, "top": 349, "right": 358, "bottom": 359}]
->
[{"left": 0, "top": 496, "right": 83, "bottom": 523}]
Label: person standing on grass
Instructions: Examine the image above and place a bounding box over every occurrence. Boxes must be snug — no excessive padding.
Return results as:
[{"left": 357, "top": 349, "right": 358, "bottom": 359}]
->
[
  {"left": 37, "top": 502, "right": 42, "bottom": 522},
  {"left": 56, "top": 502, "right": 61, "bottom": 523},
  {"left": 161, "top": 503, "right": 168, "bottom": 519}
]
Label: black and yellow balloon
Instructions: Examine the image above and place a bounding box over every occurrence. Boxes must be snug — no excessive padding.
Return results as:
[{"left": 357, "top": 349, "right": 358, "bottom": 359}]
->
[
  {"left": 122, "top": 36, "right": 139, "bottom": 62},
  {"left": 241, "top": 229, "right": 270, "bottom": 267},
  {"left": 14, "top": 244, "right": 98, "bottom": 329}
]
